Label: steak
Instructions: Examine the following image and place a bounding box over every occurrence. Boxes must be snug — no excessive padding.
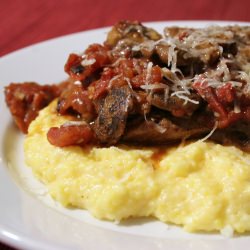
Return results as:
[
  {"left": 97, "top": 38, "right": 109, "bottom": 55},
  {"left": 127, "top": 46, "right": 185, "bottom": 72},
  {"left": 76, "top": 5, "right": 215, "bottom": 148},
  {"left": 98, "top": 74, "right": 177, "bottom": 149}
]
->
[{"left": 123, "top": 117, "right": 210, "bottom": 145}]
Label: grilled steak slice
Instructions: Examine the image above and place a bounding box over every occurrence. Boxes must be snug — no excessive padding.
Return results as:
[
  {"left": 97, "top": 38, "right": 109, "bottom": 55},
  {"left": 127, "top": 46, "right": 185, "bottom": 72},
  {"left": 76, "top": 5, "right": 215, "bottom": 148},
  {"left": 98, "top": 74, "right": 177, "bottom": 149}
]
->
[
  {"left": 122, "top": 116, "right": 210, "bottom": 145},
  {"left": 93, "top": 85, "right": 135, "bottom": 145},
  {"left": 151, "top": 92, "right": 201, "bottom": 117}
]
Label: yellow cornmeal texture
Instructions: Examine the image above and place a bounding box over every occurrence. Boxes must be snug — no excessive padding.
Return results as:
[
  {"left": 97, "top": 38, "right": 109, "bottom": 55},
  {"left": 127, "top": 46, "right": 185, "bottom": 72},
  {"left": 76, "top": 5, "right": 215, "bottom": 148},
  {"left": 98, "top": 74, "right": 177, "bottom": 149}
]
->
[{"left": 24, "top": 100, "right": 250, "bottom": 233}]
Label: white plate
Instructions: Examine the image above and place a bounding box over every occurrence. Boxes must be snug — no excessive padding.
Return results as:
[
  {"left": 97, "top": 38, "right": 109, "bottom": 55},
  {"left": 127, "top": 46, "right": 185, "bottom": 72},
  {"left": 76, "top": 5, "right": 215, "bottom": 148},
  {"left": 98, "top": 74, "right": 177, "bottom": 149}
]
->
[{"left": 1, "top": 21, "right": 250, "bottom": 250}]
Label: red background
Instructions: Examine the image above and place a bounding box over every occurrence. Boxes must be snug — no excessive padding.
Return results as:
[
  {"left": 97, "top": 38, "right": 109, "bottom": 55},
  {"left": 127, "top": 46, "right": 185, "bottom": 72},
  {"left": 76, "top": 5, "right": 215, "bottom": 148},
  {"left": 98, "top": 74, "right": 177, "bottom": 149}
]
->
[{"left": 0, "top": 0, "right": 249, "bottom": 249}]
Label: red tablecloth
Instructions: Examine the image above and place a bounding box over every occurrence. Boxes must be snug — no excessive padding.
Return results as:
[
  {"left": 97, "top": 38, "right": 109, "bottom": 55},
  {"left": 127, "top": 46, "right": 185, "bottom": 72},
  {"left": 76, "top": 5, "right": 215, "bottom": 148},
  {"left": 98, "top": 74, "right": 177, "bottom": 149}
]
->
[{"left": 1, "top": 0, "right": 249, "bottom": 249}]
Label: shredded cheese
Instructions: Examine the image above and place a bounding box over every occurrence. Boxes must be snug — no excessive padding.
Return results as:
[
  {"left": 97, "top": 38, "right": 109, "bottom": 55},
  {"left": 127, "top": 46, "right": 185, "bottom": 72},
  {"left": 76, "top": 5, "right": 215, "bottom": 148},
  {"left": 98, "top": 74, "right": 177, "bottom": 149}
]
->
[
  {"left": 170, "top": 91, "right": 199, "bottom": 105},
  {"left": 140, "top": 83, "right": 168, "bottom": 90},
  {"left": 145, "top": 62, "right": 153, "bottom": 86},
  {"left": 164, "top": 87, "right": 170, "bottom": 102},
  {"left": 167, "top": 41, "right": 176, "bottom": 68},
  {"left": 161, "top": 67, "right": 199, "bottom": 104},
  {"left": 237, "top": 71, "right": 250, "bottom": 83},
  {"left": 111, "top": 57, "right": 126, "bottom": 67},
  {"left": 216, "top": 59, "right": 231, "bottom": 82},
  {"left": 199, "top": 121, "right": 218, "bottom": 142},
  {"left": 234, "top": 100, "right": 241, "bottom": 113},
  {"left": 124, "top": 77, "right": 133, "bottom": 89},
  {"left": 62, "top": 121, "right": 87, "bottom": 127},
  {"left": 108, "top": 74, "right": 122, "bottom": 88},
  {"left": 81, "top": 58, "right": 96, "bottom": 67},
  {"left": 201, "top": 78, "right": 242, "bottom": 89},
  {"left": 74, "top": 80, "right": 82, "bottom": 85}
]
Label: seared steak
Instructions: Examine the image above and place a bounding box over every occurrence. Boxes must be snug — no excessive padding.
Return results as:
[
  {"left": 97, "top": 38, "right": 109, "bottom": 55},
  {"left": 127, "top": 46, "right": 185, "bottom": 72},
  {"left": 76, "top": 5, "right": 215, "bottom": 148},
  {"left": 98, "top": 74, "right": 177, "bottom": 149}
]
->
[{"left": 123, "top": 117, "right": 210, "bottom": 145}]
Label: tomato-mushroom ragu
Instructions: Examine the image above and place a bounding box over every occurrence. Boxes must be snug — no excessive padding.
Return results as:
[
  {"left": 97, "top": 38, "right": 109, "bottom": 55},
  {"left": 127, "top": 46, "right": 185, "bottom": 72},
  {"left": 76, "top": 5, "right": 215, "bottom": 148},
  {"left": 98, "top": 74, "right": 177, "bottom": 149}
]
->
[{"left": 4, "top": 21, "right": 250, "bottom": 151}]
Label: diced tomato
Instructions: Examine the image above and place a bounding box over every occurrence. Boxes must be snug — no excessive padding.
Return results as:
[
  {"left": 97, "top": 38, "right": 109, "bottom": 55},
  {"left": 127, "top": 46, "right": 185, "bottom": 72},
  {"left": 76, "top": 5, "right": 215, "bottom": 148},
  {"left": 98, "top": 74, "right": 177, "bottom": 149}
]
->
[
  {"left": 193, "top": 81, "right": 228, "bottom": 128},
  {"left": 64, "top": 44, "right": 110, "bottom": 81},
  {"left": 5, "top": 82, "right": 62, "bottom": 133},
  {"left": 216, "top": 83, "right": 235, "bottom": 104},
  {"left": 90, "top": 80, "right": 109, "bottom": 100},
  {"left": 150, "top": 66, "right": 162, "bottom": 83},
  {"left": 47, "top": 124, "right": 93, "bottom": 147}
]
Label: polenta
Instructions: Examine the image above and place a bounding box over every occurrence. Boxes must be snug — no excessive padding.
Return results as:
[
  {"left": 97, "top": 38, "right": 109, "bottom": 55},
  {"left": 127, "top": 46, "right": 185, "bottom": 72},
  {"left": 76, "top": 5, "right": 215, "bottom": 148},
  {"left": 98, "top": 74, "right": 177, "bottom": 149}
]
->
[{"left": 24, "top": 101, "right": 250, "bottom": 233}]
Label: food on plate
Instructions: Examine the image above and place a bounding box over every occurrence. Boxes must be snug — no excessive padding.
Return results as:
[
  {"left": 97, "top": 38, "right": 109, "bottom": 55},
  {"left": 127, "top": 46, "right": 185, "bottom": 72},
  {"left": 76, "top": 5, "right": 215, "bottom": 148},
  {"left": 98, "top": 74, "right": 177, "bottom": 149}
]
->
[
  {"left": 25, "top": 100, "right": 250, "bottom": 233},
  {"left": 4, "top": 21, "right": 250, "bottom": 233}
]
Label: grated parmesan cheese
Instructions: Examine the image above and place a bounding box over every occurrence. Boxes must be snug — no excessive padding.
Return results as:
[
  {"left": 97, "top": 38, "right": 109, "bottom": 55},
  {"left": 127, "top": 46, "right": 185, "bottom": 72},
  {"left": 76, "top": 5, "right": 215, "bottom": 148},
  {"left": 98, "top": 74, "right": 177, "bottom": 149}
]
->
[
  {"left": 167, "top": 41, "right": 176, "bottom": 69},
  {"left": 170, "top": 91, "right": 199, "bottom": 105},
  {"left": 108, "top": 74, "right": 122, "bottom": 88},
  {"left": 161, "top": 67, "right": 199, "bottom": 104},
  {"left": 124, "top": 77, "right": 133, "bottom": 89},
  {"left": 145, "top": 62, "right": 153, "bottom": 85},
  {"left": 74, "top": 80, "right": 82, "bottom": 85},
  {"left": 234, "top": 100, "right": 241, "bottom": 113},
  {"left": 62, "top": 121, "right": 87, "bottom": 127},
  {"left": 199, "top": 121, "right": 218, "bottom": 142},
  {"left": 237, "top": 71, "right": 250, "bottom": 83},
  {"left": 81, "top": 58, "right": 96, "bottom": 67},
  {"left": 216, "top": 59, "right": 231, "bottom": 82},
  {"left": 140, "top": 83, "right": 168, "bottom": 90}
]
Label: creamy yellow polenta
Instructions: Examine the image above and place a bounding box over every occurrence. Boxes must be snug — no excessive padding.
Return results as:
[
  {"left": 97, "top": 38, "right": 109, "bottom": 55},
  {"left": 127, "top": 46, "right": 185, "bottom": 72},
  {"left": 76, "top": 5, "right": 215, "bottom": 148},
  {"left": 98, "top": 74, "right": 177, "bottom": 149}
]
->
[{"left": 24, "top": 100, "right": 250, "bottom": 233}]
